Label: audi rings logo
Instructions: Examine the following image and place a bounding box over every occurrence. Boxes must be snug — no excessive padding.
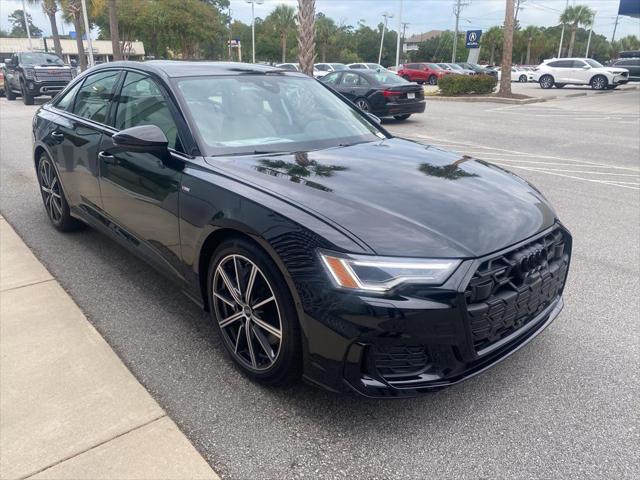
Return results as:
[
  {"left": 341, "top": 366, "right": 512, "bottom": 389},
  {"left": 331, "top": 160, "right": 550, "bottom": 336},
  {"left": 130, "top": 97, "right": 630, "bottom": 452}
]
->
[{"left": 512, "top": 247, "right": 548, "bottom": 278}]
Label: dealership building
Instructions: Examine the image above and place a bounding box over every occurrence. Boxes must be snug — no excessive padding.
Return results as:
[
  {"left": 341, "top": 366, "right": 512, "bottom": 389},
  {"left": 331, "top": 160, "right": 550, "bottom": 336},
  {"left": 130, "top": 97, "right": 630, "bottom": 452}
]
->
[{"left": 0, "top": 37, "right": 145, "bottom": 64}]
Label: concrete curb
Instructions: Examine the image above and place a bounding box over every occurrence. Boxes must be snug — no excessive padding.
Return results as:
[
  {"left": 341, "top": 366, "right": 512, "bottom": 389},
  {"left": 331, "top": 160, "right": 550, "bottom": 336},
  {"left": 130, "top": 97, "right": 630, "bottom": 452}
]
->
[
  {"left": 425, "top": 95, "right": 549, "bottom": 105},
  {"left": 0, "top": 216, "right": 220, "bottom": 480}
]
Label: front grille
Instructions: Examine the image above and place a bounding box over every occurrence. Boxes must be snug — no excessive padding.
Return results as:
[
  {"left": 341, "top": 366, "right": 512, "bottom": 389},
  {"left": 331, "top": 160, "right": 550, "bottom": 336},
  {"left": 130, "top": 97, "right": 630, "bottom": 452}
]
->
[
  {"left": 34, "top": 69, "right": 73, "bottom": 82},
  {"left": 464, "top": 227, "right": 570, "bottom": 353},
  {"left": 371, "top": 344, "right": 429, "bottom": 379}
]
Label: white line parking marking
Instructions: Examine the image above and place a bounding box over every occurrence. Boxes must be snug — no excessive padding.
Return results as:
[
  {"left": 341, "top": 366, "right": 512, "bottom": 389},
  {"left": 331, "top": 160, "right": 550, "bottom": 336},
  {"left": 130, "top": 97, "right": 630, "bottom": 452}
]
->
[{"left": 498, "top": 165, "right": 640, "bottom": 190}]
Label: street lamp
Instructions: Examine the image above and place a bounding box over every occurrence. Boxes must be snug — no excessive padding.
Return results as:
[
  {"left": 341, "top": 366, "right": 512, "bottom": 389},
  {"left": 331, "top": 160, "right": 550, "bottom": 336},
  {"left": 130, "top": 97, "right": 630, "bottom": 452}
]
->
[
  {"left": 246, "top": 0, "right": 264, "bottom": 64},
  {"left": 378, "top": 11, "right": 394, "bottom": 65}
]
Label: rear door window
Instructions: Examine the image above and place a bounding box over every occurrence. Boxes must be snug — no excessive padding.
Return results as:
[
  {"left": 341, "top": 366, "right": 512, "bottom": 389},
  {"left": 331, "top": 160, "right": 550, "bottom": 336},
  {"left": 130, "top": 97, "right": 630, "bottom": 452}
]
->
[
  {"left": 54, "top": 81, "right": 82, "bottom": 112},
  {"left": 72, "top": 70, "right": 120, "bottom": 124}
]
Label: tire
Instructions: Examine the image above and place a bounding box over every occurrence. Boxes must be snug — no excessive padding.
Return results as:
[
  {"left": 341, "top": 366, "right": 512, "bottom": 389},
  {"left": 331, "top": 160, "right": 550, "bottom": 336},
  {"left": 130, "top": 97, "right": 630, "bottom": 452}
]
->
[
  {"left": 207, "top": 237, "right": 302, "bottom": 387},
  {"left": 590, "top": 75, "right": 608, "bottom": 90},
  {"left": 539, "top": 75, "right": 554, "bottom": 89},
  {"left": 6, "top": 85, "right": 16, "bottom": 101},
  {"left": 394, "top": 114, "right": 411, "bottom": 121},
  {"left": 519, "top": 75, "right": 527, "bottom": 83},
  {"left": 606, "top": 85, "right": 618, "bottom": 90},
  {"left": 428, "top": 75, "right": 438, "bottom": 85},
  {"left": 354, "top": 97, "right": 372, "bottom": 112},
  {"left": 36, "top": 153, "right": 83, "bottom": 232},
  {"left": 21, "top": 83, "right": 34, "bottom": 105},
  {"left": 554, "top": 83, "right": 566, "bottom": 88}
]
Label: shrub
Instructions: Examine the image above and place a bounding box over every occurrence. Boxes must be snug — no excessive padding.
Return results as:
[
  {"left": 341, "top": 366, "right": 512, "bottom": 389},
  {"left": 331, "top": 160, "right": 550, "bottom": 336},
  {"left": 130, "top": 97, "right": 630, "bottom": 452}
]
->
[{"left": 438, "top": 74, "right": 497, "bottom": 96}]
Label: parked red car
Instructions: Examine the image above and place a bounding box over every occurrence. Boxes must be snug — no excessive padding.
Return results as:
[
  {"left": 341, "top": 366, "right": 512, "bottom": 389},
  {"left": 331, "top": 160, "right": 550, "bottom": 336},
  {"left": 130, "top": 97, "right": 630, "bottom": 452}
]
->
[{"left": 397, "top": 62, "right": 452, "bottom": 85}]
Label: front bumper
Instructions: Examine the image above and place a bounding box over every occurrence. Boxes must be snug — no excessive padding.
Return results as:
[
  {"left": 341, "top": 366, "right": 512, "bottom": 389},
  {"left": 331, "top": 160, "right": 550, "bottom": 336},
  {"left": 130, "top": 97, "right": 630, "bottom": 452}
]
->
[
  {"left": 300, "top": 224, "right": 572, "bottom": 398},
  {"left": 25, "top": 80, "right": 69, "bottom": 96},
  {"left": 612, "top": 74, "right": 629, "bottom": 85}
]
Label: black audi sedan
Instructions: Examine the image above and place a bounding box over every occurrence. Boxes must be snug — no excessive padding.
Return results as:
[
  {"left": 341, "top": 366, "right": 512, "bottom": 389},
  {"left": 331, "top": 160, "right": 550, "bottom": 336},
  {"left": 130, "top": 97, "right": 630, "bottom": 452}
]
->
[
  {"left": 32, "top": 61, "right": 571, "bottom": 397},
  {"left": 319, "top": 68, "right": 425, "bottom": 120}
]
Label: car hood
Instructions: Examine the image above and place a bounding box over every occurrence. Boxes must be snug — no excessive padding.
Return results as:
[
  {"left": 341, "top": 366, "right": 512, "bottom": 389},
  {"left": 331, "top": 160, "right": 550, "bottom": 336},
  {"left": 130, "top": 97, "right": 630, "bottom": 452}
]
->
[
  {"left": 206, "top": 138, "right": 557, "bottom": 258},
  {"left": 604, "top": 67, "right": 628, "bottom": 75}
]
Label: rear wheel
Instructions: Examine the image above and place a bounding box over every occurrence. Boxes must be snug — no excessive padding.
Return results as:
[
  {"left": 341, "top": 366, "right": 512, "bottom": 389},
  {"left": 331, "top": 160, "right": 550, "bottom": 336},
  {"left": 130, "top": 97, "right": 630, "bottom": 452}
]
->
[
  {"left": 428, "top": 75, "right": 438, "bottom": 85},
  {"left": 207, "top": 238, "right": 302, "bottom": 386},
  {"left": 590, "top": 75, "right": 608, "bottom": 90},
  {"left": 539, "top": 75, "right": 554, "bottom": 89},
  {"left": 354, "top": 97, "right": 371, "bottom": 112},
  {"left": 36, "top": 153, "right": 83, "bottom": 231},
  {"left": 394, "top": 114, "right": 411, "bottom": 121},
  {"left": 21, "top": 83, "right": 34, "bottom": 105},
  {"left": 519, "top": 74, "right": 527, "bottom": 83},
  {"left": 554, "top": 83, "right": 566, "bottom": 88}
]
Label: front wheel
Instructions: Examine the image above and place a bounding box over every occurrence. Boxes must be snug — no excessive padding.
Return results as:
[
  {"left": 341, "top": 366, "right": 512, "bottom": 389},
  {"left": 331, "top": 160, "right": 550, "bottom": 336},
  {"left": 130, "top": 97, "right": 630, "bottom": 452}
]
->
[
  {"left": 354, "top": 97, "right": 371, "bottom": 112},
  {"left": 519, "top": 75, "right": 527, "bottom": 83},
  {"left": 590, "top": 75, "right": 608, "bottom": 90},
  {"left": 428, "top": 75, "right": 438, "bottom": 85},
  {"left": 21, "top": 83, "right": 34, "bottom": 105},
  {"left": 539, "top": 75, "right": 554, "bottom": 89},
  {"left": 36, "top": 153, "right": 83, "bottom": 231},
  {"left": 394, "top": 114, "right": 411, "bottom": 121},
  {"left": 207, "top": 238, "right": 302, "bottom": 386}
]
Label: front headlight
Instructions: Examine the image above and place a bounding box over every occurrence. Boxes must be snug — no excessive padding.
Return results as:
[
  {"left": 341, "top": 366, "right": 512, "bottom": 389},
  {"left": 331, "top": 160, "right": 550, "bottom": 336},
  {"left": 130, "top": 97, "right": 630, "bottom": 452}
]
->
[
  {"left": 24, "top": 67, "right": 35, "bottom": 79},
  {"left": 319, "top": 250, "right": 461, "bottom": 292}
]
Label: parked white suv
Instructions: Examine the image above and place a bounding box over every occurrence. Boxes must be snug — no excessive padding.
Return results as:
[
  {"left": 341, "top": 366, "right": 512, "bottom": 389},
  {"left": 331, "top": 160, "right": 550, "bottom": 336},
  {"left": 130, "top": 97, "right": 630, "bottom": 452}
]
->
[{"left": 534, "top": 58, "right": 629, "bottom": 90}]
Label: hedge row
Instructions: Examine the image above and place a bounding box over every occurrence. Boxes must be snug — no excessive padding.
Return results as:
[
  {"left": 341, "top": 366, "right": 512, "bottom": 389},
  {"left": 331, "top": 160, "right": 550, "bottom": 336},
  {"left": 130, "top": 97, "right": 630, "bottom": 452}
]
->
[{"left": 438, "top": 74, "right": 498, "bottom": 96}]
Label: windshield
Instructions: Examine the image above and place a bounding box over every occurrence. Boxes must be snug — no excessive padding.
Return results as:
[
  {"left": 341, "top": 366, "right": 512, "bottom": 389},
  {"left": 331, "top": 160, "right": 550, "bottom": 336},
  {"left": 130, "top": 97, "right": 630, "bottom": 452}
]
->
[
  {"left": 448, "top": 64, "right": 464, "bottom": 71},
  {"left": 427, "top": 63, "right": 442, "bottom": 70},
  {"left": 585, "top": 59, "right": 604, "bottom": 68},
  {"left": 437, "top": 63, "right": 450, "bottom": 70},
  {"left": 176, "top": 75, "right": 382, "bottom": 156},
  {"left": 20, "top": 52, "right": 64, "bottom": 66},
  {"left": 330, "top": 63, "right": 347, "bottom": 70},
  {"left": 366, "top": 63, "right": 385, "bottom": 70}
]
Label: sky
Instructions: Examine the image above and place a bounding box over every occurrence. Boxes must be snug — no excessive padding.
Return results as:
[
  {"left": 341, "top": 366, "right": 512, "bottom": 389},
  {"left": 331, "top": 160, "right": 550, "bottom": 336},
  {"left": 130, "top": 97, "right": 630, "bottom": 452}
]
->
[{"left": 1, "top": 0, "right": 638, "bottom": 42}]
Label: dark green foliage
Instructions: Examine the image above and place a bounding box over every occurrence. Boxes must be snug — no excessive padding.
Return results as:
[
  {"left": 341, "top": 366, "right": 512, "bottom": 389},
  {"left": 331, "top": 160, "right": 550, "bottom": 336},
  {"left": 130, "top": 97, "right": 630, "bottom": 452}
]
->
[{"left": 438, "top": 74, "right": 497, "bottom": 96}]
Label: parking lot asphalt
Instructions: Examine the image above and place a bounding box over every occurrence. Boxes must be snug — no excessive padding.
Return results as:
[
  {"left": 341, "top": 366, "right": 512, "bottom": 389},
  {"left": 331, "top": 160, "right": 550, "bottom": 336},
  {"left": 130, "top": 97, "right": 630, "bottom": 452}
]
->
[{"left": 1, "top": 89, "right": 638, "bottom": 479}]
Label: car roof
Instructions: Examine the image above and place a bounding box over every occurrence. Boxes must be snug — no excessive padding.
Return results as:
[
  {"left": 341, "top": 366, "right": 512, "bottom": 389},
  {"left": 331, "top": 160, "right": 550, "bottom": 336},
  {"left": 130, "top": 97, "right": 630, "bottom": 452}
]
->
[{"left": 89, "top": 60, "right": 289, "bottom": 78}]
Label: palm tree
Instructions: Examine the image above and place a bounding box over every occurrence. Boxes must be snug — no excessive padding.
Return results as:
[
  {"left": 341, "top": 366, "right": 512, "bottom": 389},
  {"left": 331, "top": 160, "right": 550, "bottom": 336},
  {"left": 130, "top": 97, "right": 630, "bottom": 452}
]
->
[
  {"left": 419, "top": 156, "right": 478, "bottom": 180},
  {"left": 296, "top": 0, "right": 316, "bottom": 76},
  {"left": 523, "top": 25, "right": 539, "bottom": 65},
  {"left": 271, "top": 4, "right": 296, "bottom": 63},
  {"left": 108, "top": 0, "right": 121, "bottom": 60},
  {"left": 559, "top": 5, "right": 594, "bottom": 57},
  {"left": 60, "top": 0, "right": 87, "bottom": 70},
  {"left": 482, "top": 26, "right": 502, "bottom": 65},
  {"left": 315, "top": 13, "right": 335, "bottom": 63},
  {"left": 27, "top": 0, "right": 63, "bottom": 56},
  {"left": 499, "top": 0, "right": 515, "bottom": 96}
]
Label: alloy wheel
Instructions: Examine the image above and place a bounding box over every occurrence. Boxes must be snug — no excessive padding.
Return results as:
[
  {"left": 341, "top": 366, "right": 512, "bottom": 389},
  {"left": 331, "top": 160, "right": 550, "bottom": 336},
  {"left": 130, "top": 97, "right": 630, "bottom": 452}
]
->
[
  {"left": 591, "top": 76, "right": 606, "bottom": 90},
  {"left": 39, "top": 158, "right": 64, "bottom": 223},
  {"left": 355, "top": 99, "right": 370, "bottom": 111},
  {"left": 212, "top": 254, "right": 283, "bottom": 371}
]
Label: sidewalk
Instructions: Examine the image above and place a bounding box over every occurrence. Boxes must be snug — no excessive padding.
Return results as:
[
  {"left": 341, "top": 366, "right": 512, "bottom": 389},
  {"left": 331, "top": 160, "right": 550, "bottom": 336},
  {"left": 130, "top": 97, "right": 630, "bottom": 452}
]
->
[{"left": 0, "top": 215, "right": 219, "bottom": 480}]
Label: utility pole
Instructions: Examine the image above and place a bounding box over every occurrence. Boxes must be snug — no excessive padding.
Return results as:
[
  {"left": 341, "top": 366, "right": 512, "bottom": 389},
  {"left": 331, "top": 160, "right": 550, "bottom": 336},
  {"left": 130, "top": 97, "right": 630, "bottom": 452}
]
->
[
  {"left": 452, "top": 0, "right": 469, "bottom": 62},
  {"left": 80, "top": 0, "right": 94, "bottom": 67},
  {"left": 557, "top": 0, "right": 569, "bottom": 58},
  {"left": 395, "top": 0, "right": 403, "bottom": 70},
  {"left": 228, "top": 8, "right": 233, "bottom": 60},
  {"left": 585, "top": 12, "right": 595, "bottom": 57},
  {"left": 400, "top": 21, "right": 409, "bottom": 64},
  {"left": 378, "top": 11, "right": 394, "bottom": 65},
  {"left": 246, "top": 0, "right": 264, "bottom": 64},
  {"left": 611, "top": 15, "right": 619, "bottom": 44},
  {"left": 21, "top": 0, "right": 32, "bottom": 51}
]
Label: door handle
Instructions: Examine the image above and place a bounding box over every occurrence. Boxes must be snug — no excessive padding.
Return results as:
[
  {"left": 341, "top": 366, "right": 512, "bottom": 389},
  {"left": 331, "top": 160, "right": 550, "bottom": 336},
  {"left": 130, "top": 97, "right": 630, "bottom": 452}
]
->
[
  {"left": 50, "top": 131, "right": 64, "bottom": 140},
  {"left": 98, "top": 151, "right": 117, "bottom": 165}
]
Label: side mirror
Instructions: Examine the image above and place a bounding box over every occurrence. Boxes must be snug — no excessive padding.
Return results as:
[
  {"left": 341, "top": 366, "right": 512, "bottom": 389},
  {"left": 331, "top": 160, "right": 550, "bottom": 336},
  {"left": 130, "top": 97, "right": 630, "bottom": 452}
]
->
[
  {"left": 367, "top": 112, "right": 381, "bottom": 124},
  {"left": 3, "top": 58, "right": 11, "bottom": 65},
  {"left": 582, "top": 65, "right": 591, "bottom": 69},
  {"left": 112, "top": 125, "right": 168, "bottom": 153},
  {"left": 70, "top": 59, "right": 77, "bottom": 67}
]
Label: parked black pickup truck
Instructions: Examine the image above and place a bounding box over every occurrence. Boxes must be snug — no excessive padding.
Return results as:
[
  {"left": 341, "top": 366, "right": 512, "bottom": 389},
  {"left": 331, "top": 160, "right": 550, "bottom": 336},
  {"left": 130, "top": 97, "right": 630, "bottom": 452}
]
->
[{"left": 3, "top": 52, "right": 74, "bottom": 105}]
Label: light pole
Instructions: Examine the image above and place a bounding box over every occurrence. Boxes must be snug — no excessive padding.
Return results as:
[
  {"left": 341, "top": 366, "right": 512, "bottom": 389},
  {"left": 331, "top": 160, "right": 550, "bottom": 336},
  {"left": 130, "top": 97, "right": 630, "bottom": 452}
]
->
[
  {"left": 246, "top": 0, "right": 263, "bottom": 64},
  {"left": 378, "top": 12, "right": 394, "bottom": 66},
  {"left": 21, "top": 0, "right": 32, "bottom": 50},
  {"left": 80, "top": 0, "right": 94, "bottom": 67},
  {"left": 557, "top": 0, "right": 569, "bottom": 58},
  {"left": 395, "top": 0, "right": 403, "bottom": 70},
  {"left": 585, "top": 12, "right": 595, "bottom": 57}
]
